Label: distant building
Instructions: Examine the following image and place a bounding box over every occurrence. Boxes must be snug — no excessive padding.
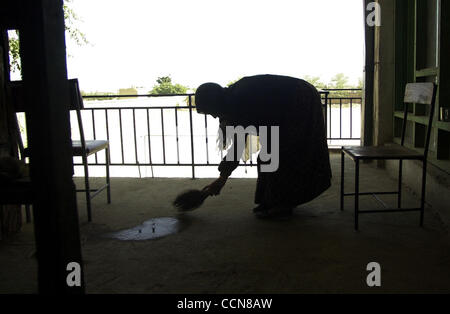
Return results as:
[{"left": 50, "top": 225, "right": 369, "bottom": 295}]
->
[{"left": 118, "top": 87, "right": 138, "bottom": 96}]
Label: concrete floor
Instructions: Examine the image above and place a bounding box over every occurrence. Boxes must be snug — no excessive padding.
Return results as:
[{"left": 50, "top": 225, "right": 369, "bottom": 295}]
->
[{"left": 1, "top": 153, "right": 449, "bottom": 293}]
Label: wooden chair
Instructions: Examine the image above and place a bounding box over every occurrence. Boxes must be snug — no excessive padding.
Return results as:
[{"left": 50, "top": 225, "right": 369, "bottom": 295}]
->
[
  {"left": 69, "top": 79, "right": 111, "bottom": 221},
  {"left": 340, "top": 82, "right": 437, "bottom": 230},
  {"left": 9, "top": 79, "right": 111, "bottom": 222}
]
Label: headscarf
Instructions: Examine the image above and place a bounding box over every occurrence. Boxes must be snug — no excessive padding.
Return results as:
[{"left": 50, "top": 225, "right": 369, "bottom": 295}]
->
[{"left": 195, "top": 83, "right": 225, "bottom": 115}]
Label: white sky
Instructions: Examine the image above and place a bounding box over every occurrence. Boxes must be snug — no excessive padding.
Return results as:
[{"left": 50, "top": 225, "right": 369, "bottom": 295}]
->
[{"left": 66, "top": 0, "right": 365, "bottom": 93}]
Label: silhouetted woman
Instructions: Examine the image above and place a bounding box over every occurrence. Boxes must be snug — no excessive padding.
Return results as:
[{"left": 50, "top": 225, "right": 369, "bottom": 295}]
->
[{"left": 195, "top": 74, "right": 332, "bottom": 218}]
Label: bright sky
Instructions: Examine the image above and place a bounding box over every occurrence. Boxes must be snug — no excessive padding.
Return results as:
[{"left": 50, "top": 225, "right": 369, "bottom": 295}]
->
[{"left": 66, "top": 0, "right": 365, "bottom": 93}]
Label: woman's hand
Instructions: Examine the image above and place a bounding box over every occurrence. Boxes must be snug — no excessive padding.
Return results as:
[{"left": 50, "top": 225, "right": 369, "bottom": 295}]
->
[{"left": 202, "top": 176, "right": 228, "bottom": 196}]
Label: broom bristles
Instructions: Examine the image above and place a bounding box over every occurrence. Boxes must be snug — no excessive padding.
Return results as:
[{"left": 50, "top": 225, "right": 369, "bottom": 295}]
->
[{"left": 173, "top": 189, "right": 208, "bottom": 211}]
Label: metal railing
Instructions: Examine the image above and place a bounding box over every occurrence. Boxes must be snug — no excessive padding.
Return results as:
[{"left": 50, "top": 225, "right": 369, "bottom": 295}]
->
[
  {"left": 323, "top": 89, "right": 362, "bottom": 144},
  {"left": 74, "top": 90, "right": 361, "bottom": 178}
]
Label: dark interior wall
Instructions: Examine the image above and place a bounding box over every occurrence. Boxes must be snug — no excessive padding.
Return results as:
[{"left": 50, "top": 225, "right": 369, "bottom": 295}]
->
[
  {"left": 0, "top": 35, "right": 11, "bottom": 157},
  {"left": 0, "top": 29, "right": 23, "bottom": 238},
  {"left": 374, "top": 0, "right": 450, "bottom": 227},
  {"left": 391, "top": 0, "right": 449, "bottom": 168},
  {"left": 440, "top": 0, "right": 450, "bottom": 116},
  {"left": 372, "top": 0, "right": 446, "bottom": 155},
  {"left": 416, "top": 0, "right": 439, "bottom": 70}
]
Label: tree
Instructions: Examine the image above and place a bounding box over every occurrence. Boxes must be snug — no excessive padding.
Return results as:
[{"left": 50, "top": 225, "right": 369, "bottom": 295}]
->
[
  {"left": 330, "top": 73, "right": 350, "bottom": 89},
  {"left": 8, "top": 0, "right": 88, "bottom": 74},
  {"left": 150, "top": 76, "right": 189, "bottom": 95},
  {"left": 303, "top": 75, "right": 327, "bottom": 89},
  {"left": 357, "top": 77, "right": 363, "bottom": 89},
  {"left": 63, "top": 0, "right": 88, "bottom": 46},
  {"left": 8, "top": 31, "right": 21, "bottom": 74}
]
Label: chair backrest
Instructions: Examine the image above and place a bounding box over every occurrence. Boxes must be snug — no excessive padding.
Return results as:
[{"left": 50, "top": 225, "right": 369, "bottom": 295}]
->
[
  {"left": 7, "top": 78, "right": 87, "bottom": 156},
  {"left": 68, "top": 78, "right": 84, "bottom": 110},
  {"left": 404, "top": 82, "right": 435, "bottom": 105},
  {"left": 8, "top": 78, "right": 83, "bottom": 112},
  {"left": 401, "top": 82, "right": 437, "bottom": 158},
  {"left": 67, "top": 79, "right": 88, "bottom": 154}
]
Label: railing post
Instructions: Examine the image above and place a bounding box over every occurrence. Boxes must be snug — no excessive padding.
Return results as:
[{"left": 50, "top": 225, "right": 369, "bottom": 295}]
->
[{"left": 188, "top": 95, "right": 196, "bottom": 179}]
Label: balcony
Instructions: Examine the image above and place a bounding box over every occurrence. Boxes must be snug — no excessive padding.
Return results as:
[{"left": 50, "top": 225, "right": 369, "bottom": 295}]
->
[
  {"left": 65, "top": 89, "right": 362, "bottom": 178},
  {"left": 1, "top": 153, "right": 449, "bottom": 293}
]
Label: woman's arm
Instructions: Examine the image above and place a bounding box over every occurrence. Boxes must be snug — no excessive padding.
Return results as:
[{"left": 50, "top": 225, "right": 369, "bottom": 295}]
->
[
  {"left": 218, "top": 133, "right": 246, "bottom": 177},
  {"left": 203, "top": 134, "right": 247, "bottom": 196}
]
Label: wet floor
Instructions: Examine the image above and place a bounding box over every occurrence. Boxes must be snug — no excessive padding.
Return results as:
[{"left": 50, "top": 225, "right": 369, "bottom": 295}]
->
[{"left": 106, "top": 217, "right": 181, "bottom": 241}]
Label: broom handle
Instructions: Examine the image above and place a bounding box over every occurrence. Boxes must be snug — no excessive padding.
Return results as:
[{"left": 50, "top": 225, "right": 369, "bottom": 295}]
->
[
  {"left": 202, "top": 175, "right": 228, "bottom": 196},
  {"left": 201, "top": 189, "right": 210, "bottom": 201}
]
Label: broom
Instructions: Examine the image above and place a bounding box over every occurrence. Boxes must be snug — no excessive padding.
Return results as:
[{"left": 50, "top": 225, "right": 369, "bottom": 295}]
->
[{"left": 173, "top": 189, "right": 210, "bottom": 212}]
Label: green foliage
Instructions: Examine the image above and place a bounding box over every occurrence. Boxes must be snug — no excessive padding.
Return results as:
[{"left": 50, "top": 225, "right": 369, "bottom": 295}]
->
[
  {"left": 150, "top": 76, "right": 188, "bottom": 95},
  {"left": 8, "top": 0, "right": 88, "bottom": 74},
  {"left": 330, "top": 73, "right": 350, "bottom": 89},
  {"left": 156, "top": 77, "right": 172, "bottom": 85},
  {"left": 302, "top": 74, "right": 363, "bottom": 100},
  {"left": 357, "top": 77, "right": 363, "bottom": 89},
  {"left": 328, "top": 73, "right": 362, "bottom": 100},
  {"left": 8, "top": 31, "right": 20, "bottom": 73},
  {"left": 303, "top": 75, "right": 327, "bottom": 89},
  {"left": 63, "top": 0, "right": 89, "bottom": 46}
]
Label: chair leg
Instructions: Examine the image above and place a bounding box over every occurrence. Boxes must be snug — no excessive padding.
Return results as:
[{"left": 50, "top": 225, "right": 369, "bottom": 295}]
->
[
  {"left": 398, "top": 160, "right": 403, "bottom": 209},
  {"left": 82, "top": 155, "right": 92, "bottom": 222},
  {"left": 355, "top": 159, "right": 360, "bottom": 231},
  {"left": 340, "top": 150, "right": 345, "bottom": 211},
  {"left": 106, "top": 147, "right": 111, "bottom": 204},
  {"left": 420, "top": 160, "right": 427, "bottom": 227}
]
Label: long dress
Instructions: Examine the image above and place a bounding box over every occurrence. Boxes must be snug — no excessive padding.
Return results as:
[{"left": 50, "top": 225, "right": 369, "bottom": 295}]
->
[{"left": 217, "top": 74, "right": 332, "bottom": 208}]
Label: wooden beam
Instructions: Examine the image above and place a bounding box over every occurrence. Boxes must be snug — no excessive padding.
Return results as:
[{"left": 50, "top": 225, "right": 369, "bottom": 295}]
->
[
  {"left": 440, "top": 0, "right": 450, "bottom": 107},
  {"left": 394, "top": 0, "right": 415, "bottom": 112},
  {"left": 0, "top": 31, "right": 23, "bottom": 239},
  {"left": 18, "top": 0, "right": 84, "bottom": 294},
  {"left": 362, "top": 0, "right": 375, "bottom": 146},
  {"left": 0, "top": 1, "right": 21, "bottom": 29}
]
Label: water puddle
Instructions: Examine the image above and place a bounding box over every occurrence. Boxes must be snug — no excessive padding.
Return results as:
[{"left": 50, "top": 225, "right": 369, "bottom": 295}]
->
[{"left": 106, "top": 217, "right": 180, "bottom": 241}]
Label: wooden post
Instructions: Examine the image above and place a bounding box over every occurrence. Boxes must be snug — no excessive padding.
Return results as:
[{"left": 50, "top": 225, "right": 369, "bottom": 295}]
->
[
  {"left": 0, "top": 30, "right": 22, "bottom": 238},
  {"left": 362, "top": 0, "right": 375, "bottom": 147},
  {"left": 19, "top": 0, "right": 84, "bottom": 294}
]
